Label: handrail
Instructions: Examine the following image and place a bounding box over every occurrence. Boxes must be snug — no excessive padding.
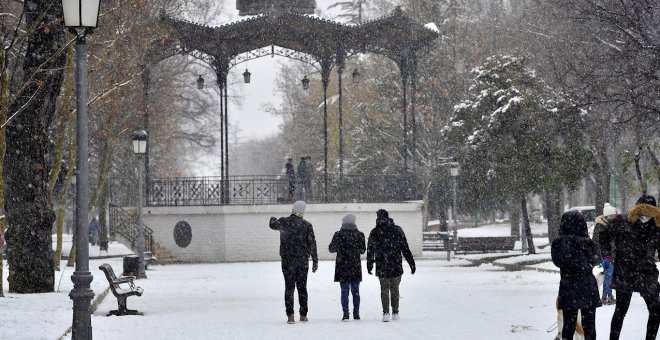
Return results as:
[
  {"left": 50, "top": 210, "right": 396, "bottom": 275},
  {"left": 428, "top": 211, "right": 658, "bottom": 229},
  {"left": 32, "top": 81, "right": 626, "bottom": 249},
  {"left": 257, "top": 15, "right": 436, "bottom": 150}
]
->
[
  {"left": 146, "top": 174, "right": 419, "bottom": 206},
  {"left": 108, "top": 204, "right": 153, "bottom": 253}
]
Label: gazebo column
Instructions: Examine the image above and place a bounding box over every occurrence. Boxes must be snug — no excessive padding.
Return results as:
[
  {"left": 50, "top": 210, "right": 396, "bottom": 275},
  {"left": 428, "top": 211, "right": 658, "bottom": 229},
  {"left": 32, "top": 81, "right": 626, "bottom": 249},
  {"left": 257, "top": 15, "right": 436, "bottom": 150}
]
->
[
  {"left": 399, "top": 59, "right": 410, "bottom": 174},
  {"left": 410, "top": 54, "right": 418, "bottom": 176},
  {"left": 336, "top": 52, "right": 345, "bottom": 179},
  {"left": 215, "top": 63, "right": 230, "bottom": 204},
  {"left": 321, "top": 58, "right": 331, "bottom": 202}
]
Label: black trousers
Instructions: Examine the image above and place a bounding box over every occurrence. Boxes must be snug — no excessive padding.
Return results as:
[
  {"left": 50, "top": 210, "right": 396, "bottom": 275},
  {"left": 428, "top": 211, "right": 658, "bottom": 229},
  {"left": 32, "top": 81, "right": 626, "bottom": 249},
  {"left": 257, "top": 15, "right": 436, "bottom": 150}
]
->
[
  {"left": 610, "top": 290, "right": 660, "bottom": 340},
  {"left": 282, "top": 262, "right": 309, "bottom": 316},
  {"left": 562, "top": 308, "right": 596, "bottom": 340}
]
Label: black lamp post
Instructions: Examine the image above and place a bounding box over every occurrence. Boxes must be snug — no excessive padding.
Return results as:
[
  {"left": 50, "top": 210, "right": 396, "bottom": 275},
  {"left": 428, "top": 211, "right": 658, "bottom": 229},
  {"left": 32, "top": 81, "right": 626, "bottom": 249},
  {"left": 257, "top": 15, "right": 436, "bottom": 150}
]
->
[
  {"left": 449, "top": 162, "right": 460, "bottom": 247},
  {"left": 243, "top": 68, "right": 251, "bottom": 83},
  {"left": 62, "top": 0, "right": 100, "bottom": 338},
  {"left": 351, "top": 68, "right": 360, "bottom": 84},
  {"left": 197, "top": 75, "right": 205, "bottom": 90},
  {"left": 302, "top": 75, "right": 310, "bottom": 90},
  {"left": 132, "top": 128, "right": 148, "bottom": 279}
]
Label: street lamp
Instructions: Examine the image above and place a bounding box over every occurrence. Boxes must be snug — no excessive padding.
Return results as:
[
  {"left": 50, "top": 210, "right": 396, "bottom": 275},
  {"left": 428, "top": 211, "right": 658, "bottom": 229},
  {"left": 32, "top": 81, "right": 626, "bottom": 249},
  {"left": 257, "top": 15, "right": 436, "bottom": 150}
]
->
[
  {"left": 449, "top": 162, "right": 460, "bottom": 251},
  {"left": 302, "top": 75, "right": 310, "bottom": 90},
  {"left": 62, "top": 0, "right": 100, "bottom": 338},
  {"left": 486, "top": 168, "right": 497, "bottom": 222},
  {"left": 243, "top": 68, "right": 251, "bottom": 83},
  {"left": 196, "top": 75, "right": 205, "bottom": 90},
  {"left": 132, "top": 128, "right": 148, "bottom": 280},
  {"left": 351, "top": 68, "right": 360, "bottom": 84}
]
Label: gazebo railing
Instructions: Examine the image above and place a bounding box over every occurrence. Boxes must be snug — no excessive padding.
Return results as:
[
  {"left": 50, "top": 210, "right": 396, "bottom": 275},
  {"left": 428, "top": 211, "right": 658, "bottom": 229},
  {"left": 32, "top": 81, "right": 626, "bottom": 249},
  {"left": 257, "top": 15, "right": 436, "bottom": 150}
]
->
[{"left": 146, "top": 174, "right": 419, "bottom": 206}]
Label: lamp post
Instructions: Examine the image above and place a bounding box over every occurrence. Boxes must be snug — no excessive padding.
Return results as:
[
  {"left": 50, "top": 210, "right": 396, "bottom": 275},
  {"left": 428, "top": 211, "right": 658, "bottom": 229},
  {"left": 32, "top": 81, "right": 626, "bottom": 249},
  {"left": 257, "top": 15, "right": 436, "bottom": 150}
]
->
[
  {"left": 196, "top": 75, "right": 205, "bottom": 89},
  {"left": 302, "top": 75, "right": 310, "bottom": 90},
  {"left": 132, "top": 128, "right": 148, "bottom": 279},
  {"left": 449, "top": 162, "right": 460, "bottom": 253},
  {"left": 486, "top": 168, "right": 497, "bottom": 222},
  {"left": 63, "top": 0, "right": 100, "bottom": 338},
  {"left": 351, "top": 68, "right": 360, "bottom": 84}
]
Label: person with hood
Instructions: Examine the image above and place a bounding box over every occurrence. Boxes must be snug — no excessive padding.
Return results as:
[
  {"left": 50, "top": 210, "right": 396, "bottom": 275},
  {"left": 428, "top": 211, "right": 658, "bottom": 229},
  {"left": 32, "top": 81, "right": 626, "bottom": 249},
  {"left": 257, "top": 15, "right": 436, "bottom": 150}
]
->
[
  {"left": 366, "top": 209, "right": 415, "bottom": 322},
  {"left": 285, "top": 158, "right": 296, "bottom": 201},
  {"left": 297, "top": 157, "right": 310, "bottom": 200},
  {"left": 551, "top": 210, "right": 602, "bottom": 340},
  {"left": 599, "top": 195, "right": 660, "bottom": 340},
  {"left": 269, "top": 200, "right": 319, "bottom": 324},
  {"left": 591, "top": 202, "right": 619, "bottom": 305},
  {"left": 329, "top": 214, "right": 366, "bottom": 321},
  {"left": 89, "top": 216, "right": 100, "bottom": 246}
]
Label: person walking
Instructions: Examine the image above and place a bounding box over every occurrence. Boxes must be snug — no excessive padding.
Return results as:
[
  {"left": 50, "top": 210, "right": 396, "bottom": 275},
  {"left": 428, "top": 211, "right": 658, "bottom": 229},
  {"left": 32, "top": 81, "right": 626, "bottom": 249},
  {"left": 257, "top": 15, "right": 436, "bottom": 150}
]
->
[
  {"left": 366, "top": 209, "right": 415, "bottom": 322},
  {"left": 269, "top": 200, "right": 318, "bottom": 324},
  {"left": 297, "top": 157, "right": 309, "bottom": 201},
  {"left": 551, "top": 210, "right": 602, "bottom": 340},
  {"left": 591, "top": 202, "right": 619, "bottom": 305},
  {"left": 89, "top": 216, "right": 100, "bottom": 246},
  {"left": 599, "top": 195, "right": 660, "bottom": 340},
  {"left": 285, "top": 158, "right": 296, "bottom": 202},
  {"left": 329, "top": 214, "right": 366, "bottom": 321}
]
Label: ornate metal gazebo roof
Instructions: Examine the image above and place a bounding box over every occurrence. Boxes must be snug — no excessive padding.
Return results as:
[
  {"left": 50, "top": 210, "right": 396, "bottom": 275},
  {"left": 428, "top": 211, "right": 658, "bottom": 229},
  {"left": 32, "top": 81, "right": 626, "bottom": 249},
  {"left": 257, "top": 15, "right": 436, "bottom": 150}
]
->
[{"left": 153, "top": 7, "right": 439, "bottom": 68}]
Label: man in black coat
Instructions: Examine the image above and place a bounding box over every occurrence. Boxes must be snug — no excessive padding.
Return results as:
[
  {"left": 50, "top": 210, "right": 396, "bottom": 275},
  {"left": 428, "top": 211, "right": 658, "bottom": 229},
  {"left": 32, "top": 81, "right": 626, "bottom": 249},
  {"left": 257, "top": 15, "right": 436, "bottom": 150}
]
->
[
  {"left": 269, "top": 200, "right": 318, "bottom": 324},
  {"left": 285, "top": 158, "right": 295, "bottom": 201},
  {"left": 366, "top": 209, "right": 415, "bottom": 322},
  {"left": 329, "top": 214, "right": 366, "bottom": 321},
  {"left": 599, "top": 194, "right": 660, "bottom": 340},
  {"left": 551, "top": 210, "right": 602, "bottom": 340}
]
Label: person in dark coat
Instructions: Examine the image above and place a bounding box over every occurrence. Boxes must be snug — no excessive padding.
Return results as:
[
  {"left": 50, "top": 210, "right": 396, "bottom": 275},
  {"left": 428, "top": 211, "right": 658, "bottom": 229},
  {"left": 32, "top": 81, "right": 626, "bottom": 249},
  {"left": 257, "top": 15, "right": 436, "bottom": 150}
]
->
[
  {"left": 599, "top": 194, "right": 660, "bottom": 340},
  {"left": 285, "top": 158, "right": 296, "bottom": 201},
  {"left": 366, "top": 209, "right": 415, "bottom": 322},
  {"left": 551, "top": 210, "right": 602, "bottom": 340},
  {"left": 269, "top": 200, "right": 318, "bottom": 324},
  {"left": 329, "top": 214, "right": 366, "bottom": 321}
]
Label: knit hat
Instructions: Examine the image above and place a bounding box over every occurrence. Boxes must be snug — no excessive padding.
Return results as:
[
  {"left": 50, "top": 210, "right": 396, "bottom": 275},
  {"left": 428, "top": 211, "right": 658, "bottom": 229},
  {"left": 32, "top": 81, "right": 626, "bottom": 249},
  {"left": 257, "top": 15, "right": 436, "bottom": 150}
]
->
[
  {"left": 636, "top": 195, "right": 657, "bottom": 207},
  {"left": 603, "top": 203, "right": 618, "bottom": 216},
  {"left": 292, "top": 201, "right": 306, "bottom": 214},
  {"left": 377, "top": 209, "right": 389, "bottom": 219},
  {"left": 342, "top": 214, "right": 356, "bottom": 225}
]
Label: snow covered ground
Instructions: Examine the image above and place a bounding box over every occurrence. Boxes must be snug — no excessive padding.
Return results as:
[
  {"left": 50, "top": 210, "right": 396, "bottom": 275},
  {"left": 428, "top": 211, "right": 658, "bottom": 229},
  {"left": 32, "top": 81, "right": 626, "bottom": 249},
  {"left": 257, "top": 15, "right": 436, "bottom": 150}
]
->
[{"left": 0, "top": 227, "right": 655, "bottom": 339}]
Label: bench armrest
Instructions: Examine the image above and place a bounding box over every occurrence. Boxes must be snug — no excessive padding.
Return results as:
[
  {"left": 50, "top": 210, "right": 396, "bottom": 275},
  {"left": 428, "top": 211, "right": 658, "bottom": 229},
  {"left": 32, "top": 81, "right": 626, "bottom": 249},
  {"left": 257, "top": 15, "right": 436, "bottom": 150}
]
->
[{"left": 115, "top": 276, "right": 135, "bottom": 284}]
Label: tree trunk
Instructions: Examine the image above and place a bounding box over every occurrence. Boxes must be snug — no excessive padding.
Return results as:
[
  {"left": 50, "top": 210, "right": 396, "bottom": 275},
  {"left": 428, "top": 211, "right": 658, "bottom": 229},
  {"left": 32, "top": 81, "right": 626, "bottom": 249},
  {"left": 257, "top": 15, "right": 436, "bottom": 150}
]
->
[
  {"left": 510, "top": 201, "right": 520, "bottom": 238},
  {"left": 545, "top": 185, "right": 562, "bottom": 244},
  {"left": 5, "top": 3, "right": 66, "bottom": 293},
  {"left": 53, "top": 133, "right": 75, "bottom": 271},
  {"left": 593, "top": 126, "right": 610, "bottom": 215},
  {"left": 521, "top": 195, "right": 535, "bottom": 254},
  {"left": 0, "top": 47, "right": 9, "bottom": 297}
]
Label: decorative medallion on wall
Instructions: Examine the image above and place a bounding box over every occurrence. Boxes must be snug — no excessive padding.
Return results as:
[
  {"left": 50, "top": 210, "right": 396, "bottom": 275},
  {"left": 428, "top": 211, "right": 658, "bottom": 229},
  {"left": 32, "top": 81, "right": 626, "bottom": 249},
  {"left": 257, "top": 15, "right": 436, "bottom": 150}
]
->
[{"left": 173, "top": 221, "right": 192, "bottom": 248}]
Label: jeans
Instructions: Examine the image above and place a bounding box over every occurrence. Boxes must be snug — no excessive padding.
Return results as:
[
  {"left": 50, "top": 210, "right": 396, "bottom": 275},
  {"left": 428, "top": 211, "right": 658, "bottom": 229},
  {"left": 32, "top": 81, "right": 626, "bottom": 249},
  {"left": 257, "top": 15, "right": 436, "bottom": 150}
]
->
[
  {"left": 562, "top": 308, "right": 596, "bottom": 340},
  {"left": 378, "top": 276, "right": 402, "bottom": 314},
  {"left": 282, "top": 262, "right": 309, "bottom": 316},
  {"left": 340, "top": 282, "right": 360, "bottom": 315},
  {"left": 603, "top": 264, "right": 614, "bottom": 298},
  {"left": 610, "top": 290, "right": 660, "bottom": 340}
]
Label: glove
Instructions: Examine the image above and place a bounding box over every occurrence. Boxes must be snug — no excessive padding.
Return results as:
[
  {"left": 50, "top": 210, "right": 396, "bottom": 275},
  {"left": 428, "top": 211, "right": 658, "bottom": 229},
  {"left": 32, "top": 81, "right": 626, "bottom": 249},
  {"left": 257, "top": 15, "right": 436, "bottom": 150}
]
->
[
  {"left": 312, "top": 262, "right": 318, "bottom": 273},
  {"left": 602, "top": 257, "right": 611, "bottom": 268},
  {"left": 411, "top": 265, "right": 416, "bottom": 275}
]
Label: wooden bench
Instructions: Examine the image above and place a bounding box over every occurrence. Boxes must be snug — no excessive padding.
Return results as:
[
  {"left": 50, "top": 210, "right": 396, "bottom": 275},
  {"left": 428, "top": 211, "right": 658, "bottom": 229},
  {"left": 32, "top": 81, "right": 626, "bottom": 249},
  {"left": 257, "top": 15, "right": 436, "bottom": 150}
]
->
[
  {"left": 423, "top": 232, "right": 452, "bottom": 251},
  {"left": 99, "top": 263, "right": 144, "bottom": 316},
  {"left": 455, "top": 236, "right": 516, "bottom": 253}
]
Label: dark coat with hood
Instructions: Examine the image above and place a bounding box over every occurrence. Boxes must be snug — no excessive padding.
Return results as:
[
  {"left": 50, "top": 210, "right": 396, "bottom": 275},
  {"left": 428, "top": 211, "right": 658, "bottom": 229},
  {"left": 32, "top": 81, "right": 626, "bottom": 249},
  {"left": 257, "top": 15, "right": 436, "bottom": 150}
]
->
[
  {"left": 598, "top": 200, "right": 660, "bottom": 294},
  {"left": 367, "top": 210, "right": 415, "bottom": 278},
  {"left": 551, "top": 210, "right": 602, "bottom": 310},
  {"left": 269, "top": 214, "right": 318, "bottom": 267},
  {"left": 329, "top": 223, "right": 366, "bottom": 282}
]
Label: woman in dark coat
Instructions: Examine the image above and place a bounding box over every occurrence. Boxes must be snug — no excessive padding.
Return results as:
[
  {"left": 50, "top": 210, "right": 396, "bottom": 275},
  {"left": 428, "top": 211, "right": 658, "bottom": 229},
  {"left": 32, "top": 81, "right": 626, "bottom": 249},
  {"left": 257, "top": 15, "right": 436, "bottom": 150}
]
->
[
  {"left": 551, "top": 210, "right": 602, "bottom": 340},
  {"left": 329, "top": 214, "right": 366, "bottom": 321},
  {"left": 599, "top": 194, "right": 660, "bottom": 340}
]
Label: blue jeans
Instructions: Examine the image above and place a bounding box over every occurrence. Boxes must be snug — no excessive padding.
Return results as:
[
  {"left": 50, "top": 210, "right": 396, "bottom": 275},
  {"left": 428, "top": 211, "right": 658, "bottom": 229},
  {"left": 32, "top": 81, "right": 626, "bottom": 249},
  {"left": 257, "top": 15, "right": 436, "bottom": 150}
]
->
[
  {"left": 603, "top": 263, "right": 614, "bottom": 298},
  {"left": 340, "top": 282, "right": 360, "bottom": 315}
]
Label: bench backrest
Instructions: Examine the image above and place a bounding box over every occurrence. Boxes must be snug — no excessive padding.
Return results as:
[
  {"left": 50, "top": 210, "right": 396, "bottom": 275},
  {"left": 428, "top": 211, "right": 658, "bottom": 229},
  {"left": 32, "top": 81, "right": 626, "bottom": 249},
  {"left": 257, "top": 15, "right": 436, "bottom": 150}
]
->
[
  {"left": 99, "top": 264, "right": 123, "bottom": 295},
  {"left": 456, "top": 236, "right": 516, "bottom": 251}
]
